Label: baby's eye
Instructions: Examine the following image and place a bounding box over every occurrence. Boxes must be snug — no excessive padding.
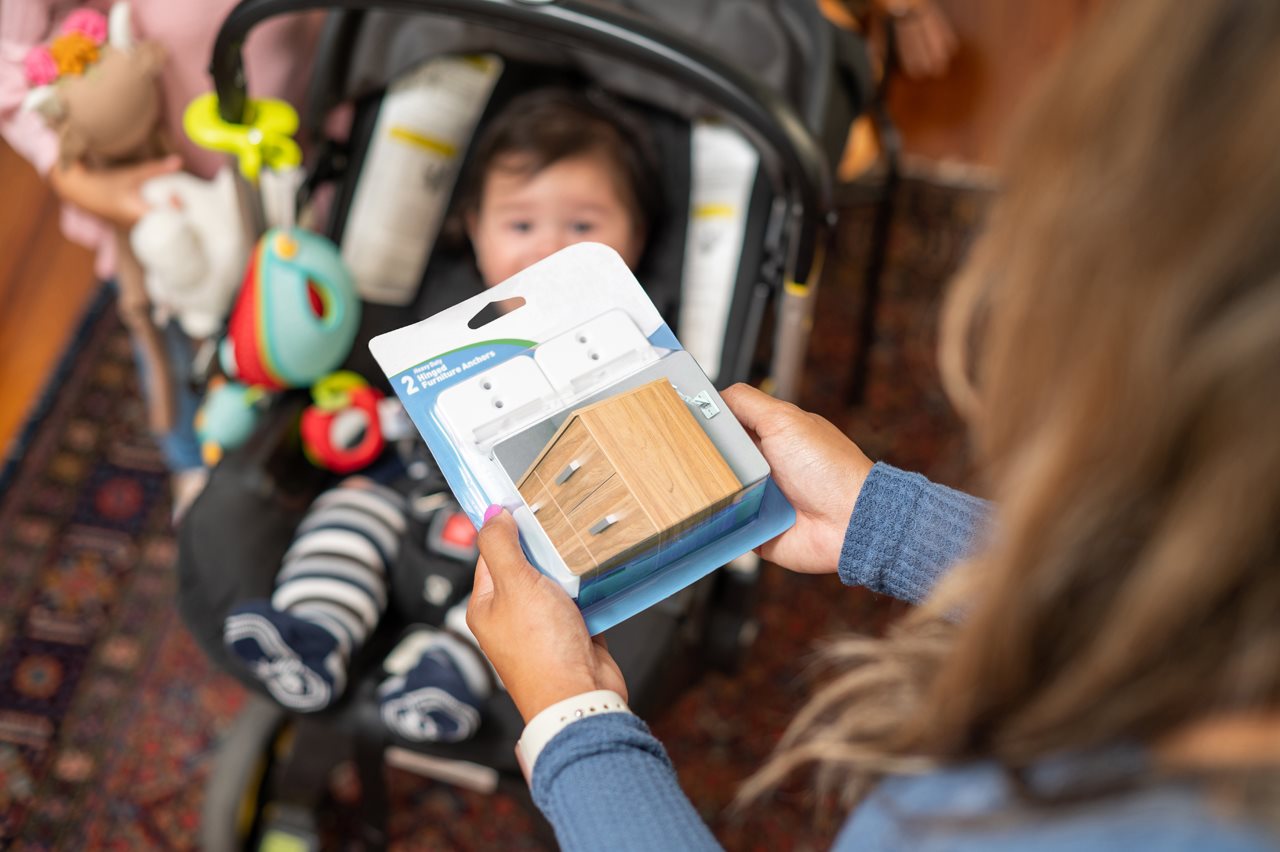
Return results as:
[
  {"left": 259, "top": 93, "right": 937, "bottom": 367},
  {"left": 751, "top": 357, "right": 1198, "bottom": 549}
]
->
[
  {"left": 570, "top": 221, "right": 596, "bottom": 235},
  {"left": 507, "top": 221, "right": 533, "bottom": 234}
]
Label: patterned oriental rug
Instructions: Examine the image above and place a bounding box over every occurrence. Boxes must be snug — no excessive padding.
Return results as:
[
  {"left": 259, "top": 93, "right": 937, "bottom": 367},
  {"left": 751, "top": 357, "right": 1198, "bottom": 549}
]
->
[{"left": 0, "top": 175, "right": 986, "bottom": 849}]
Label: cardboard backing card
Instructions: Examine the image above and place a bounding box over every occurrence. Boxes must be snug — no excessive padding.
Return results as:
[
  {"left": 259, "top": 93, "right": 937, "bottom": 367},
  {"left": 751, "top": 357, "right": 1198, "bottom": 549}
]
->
[{"left": 370, "top": 243, "right": 794, "bottom": 634}]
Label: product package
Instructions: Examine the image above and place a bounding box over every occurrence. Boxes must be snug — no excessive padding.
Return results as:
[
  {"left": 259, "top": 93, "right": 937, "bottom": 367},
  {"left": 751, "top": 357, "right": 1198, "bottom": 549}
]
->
[{"left": 369, "top": 243, "right": 794, "bottom": 633}]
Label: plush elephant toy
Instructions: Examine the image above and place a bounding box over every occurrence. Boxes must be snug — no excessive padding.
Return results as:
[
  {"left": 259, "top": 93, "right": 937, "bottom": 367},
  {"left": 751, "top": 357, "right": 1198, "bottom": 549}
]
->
[{"left": 23, "top": 3, "right": 177, "bottom": 433}]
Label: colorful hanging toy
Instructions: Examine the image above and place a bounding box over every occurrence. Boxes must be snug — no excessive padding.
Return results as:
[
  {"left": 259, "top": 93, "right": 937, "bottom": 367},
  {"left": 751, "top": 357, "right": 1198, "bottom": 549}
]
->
[
  {"left": 195, "top": 379, "right": 270, "bottom": 467},
  {"left": 300, "top": 372, "right": 386, "bottom": 474},
  {"left": 220, "top": 228, "right": 362, "bottom": 390}
]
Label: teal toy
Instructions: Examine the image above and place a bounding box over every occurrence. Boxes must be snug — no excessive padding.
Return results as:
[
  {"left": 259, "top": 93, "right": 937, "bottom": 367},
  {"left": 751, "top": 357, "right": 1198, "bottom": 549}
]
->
[
  {"left": 195, "top": 379, "right": 269, "bottom": 466},
  {"left": 220, "top": 228, "right": 361, "bottom": 390}
]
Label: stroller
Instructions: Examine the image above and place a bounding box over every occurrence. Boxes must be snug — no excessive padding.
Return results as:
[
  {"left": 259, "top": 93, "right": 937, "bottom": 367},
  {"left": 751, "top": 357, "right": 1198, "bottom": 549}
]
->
[{"left": 177, "top": 0, "right": 874, "bottom": 847}]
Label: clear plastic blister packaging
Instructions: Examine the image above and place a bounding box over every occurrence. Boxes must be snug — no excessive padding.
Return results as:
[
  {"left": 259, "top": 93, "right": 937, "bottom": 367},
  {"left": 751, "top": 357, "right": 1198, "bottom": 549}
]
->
[{"left": 370, "top": 243, "right": 794, "bottom": 633}]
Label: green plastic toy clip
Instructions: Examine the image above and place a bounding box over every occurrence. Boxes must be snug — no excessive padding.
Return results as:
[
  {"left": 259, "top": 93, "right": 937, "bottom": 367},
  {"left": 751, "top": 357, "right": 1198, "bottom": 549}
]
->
[{"left": 183, "top": 92, "right": 301, "bottom": 182}]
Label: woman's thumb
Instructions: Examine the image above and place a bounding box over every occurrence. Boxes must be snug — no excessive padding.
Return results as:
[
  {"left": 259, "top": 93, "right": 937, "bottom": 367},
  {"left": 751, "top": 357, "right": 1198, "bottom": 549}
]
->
[{"left": 476, "top": 507, "right": 535, "bottom": 590}]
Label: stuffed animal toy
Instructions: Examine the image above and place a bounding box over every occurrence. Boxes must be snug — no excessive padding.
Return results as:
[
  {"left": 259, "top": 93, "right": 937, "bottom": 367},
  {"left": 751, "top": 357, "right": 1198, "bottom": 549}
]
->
[
  {"left": 130, "top": 167, "right": 248, "bottom": 340},
  {"left": 23, "top": 3, "right": 176, "bottom": 433},
  {"left": 22, "top": 5, "right": 166, "bottom": 164}
]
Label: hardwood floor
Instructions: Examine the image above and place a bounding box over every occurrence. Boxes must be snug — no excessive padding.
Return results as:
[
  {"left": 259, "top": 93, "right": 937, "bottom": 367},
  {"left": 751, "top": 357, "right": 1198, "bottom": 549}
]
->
[{"left": 0, "top": 140, "right": 99, "bottom": 460}]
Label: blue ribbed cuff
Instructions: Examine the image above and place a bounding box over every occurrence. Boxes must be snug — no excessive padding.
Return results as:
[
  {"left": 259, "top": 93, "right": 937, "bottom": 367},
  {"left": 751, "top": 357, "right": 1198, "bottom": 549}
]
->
[
  {"left": 533, "top": 713, "right": 721, "bottom": 851},
  {"left": 533, "top": 713, "right": 671, "bottom": 799},
  {"left": 839, "top": 463, "right": 989, "bottom": 605}
]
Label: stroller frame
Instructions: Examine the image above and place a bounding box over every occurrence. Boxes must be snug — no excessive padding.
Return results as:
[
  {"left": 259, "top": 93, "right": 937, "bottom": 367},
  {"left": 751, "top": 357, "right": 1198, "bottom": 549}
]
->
[{"left": 210, "top": 0, "right": 840, "bottom": 399}]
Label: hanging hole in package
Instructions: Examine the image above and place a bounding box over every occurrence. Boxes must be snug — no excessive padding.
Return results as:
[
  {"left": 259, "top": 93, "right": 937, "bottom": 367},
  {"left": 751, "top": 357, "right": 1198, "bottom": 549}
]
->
[{"left": 370, "top": 243, "right": 794, "bottom": 634}]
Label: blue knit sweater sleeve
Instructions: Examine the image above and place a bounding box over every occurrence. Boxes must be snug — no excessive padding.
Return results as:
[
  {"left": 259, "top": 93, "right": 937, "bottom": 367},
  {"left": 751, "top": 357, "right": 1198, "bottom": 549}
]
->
[
  {"left": 530, "top": 464, "right": 990, "bottom": 850},
  {"left": 530, "top": 468, "right": 1273, "bottom": 851},
  {"left": 839, "top": 462, "right": 990, "bottom": 604},
  {"left": 532, "top": 713, "right": 722, "bottom": 851}
]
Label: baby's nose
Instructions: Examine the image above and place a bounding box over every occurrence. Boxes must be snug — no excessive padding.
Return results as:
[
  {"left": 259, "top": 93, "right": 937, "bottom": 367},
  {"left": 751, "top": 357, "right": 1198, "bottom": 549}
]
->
[{"left": 536, "top": 229, "right": 575, "bottom": 258}]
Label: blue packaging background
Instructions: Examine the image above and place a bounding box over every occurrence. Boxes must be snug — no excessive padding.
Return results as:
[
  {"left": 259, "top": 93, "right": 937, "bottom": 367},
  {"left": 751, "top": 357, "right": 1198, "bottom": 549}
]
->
[{"left": 383, "top": 325, "right": 795, "bottom": 634}]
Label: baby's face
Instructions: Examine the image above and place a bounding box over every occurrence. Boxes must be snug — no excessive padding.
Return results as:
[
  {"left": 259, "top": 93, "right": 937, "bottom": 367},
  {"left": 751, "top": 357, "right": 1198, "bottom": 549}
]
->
[{"left": 468, "top": 150, "right": 644, "bottom": 287}]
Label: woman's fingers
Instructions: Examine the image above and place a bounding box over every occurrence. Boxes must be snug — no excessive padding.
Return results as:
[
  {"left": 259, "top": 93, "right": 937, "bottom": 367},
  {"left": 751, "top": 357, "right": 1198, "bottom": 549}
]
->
[{"left": 466, "top": 506, "right": 618, "bottom": 720}]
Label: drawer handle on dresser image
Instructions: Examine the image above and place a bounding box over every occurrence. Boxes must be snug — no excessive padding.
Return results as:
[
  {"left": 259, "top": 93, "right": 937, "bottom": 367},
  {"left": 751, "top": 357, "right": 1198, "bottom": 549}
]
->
[
  {"left": 555, "top": 460, "right": 581, "bottom": 485},
  {"left": 588, "top": 514, "right": 619, "bottom": 535}
]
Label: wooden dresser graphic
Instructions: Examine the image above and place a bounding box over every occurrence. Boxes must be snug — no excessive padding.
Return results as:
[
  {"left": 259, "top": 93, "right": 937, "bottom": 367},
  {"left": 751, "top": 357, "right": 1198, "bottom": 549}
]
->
[{"left": 516, "top": 379, "right": 743, "bottom": 576}]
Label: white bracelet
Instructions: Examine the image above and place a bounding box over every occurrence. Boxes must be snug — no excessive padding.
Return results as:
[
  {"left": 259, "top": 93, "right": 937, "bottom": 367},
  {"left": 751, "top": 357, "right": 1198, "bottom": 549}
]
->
[{"left": 515, "top": 689, "right": 633, "bottom": 783}]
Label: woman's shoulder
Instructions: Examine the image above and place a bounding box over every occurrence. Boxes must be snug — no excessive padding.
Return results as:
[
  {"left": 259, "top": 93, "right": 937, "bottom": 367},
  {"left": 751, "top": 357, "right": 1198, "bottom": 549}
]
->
[{"left": 835, "top": 755, "right": 1277, "bottom": 851}]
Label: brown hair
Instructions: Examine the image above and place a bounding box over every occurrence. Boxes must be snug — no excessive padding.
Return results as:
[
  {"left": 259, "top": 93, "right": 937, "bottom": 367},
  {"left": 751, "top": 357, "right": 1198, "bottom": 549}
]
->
[
  {"left": 747, "top": 0, "right": 1280, "bottom": 825},
  {"left": 452, "top": 87, "right": 660, "bottom": 244}
]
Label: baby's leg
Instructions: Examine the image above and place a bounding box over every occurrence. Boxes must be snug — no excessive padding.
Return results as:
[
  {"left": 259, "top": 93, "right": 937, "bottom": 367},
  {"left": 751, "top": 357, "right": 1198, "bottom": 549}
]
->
[
  {"left": 224, "top": 477, "right": 405, "bottom": 711},
  {"left": 377, "top": 626, "right": 491, "bottom": 743}
]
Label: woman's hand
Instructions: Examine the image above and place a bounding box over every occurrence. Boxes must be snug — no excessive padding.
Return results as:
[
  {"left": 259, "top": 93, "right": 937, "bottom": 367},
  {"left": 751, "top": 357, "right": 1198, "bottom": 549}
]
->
[
  {"left": 883, "top": 0, "right": 958, "bottom": 80},
  {"left": 49, "top": 155, "right": 182, "bottom": 228},
  {"left": 467, "top": 509, "right": 628, "bottom": 723},
  {"left": 721, "top": 383, "right": 874, "bottom": 575}
]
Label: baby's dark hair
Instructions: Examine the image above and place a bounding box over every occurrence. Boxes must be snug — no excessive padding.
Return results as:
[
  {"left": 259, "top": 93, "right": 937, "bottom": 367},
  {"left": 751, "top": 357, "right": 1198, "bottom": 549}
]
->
[{"left": 453, "top": 87, "right": 662, "bottom": 240}]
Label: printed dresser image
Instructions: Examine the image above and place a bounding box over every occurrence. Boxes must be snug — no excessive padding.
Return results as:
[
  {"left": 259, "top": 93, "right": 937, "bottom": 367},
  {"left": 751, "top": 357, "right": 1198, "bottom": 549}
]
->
[{"left": 516, "top": 379, "right": 743, "bottom": 576}]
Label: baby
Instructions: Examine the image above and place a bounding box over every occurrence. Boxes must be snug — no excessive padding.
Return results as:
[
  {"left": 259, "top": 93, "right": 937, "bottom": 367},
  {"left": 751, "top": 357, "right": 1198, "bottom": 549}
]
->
[
  {"left": 456, "top": 86, "right": 660, "bottom": 287},
  {"left": 222, "top": 87, "right": 662, "bottom": 742}
]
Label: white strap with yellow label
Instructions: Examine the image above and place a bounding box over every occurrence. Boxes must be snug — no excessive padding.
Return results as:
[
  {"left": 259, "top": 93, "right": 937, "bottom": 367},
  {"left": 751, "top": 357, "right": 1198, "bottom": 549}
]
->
[
  {"left": 679, "top": 121, "right": 759, "bottom": 381},
  {"left": 342, "top": 55, "right": 503, "bottom": 305}
]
